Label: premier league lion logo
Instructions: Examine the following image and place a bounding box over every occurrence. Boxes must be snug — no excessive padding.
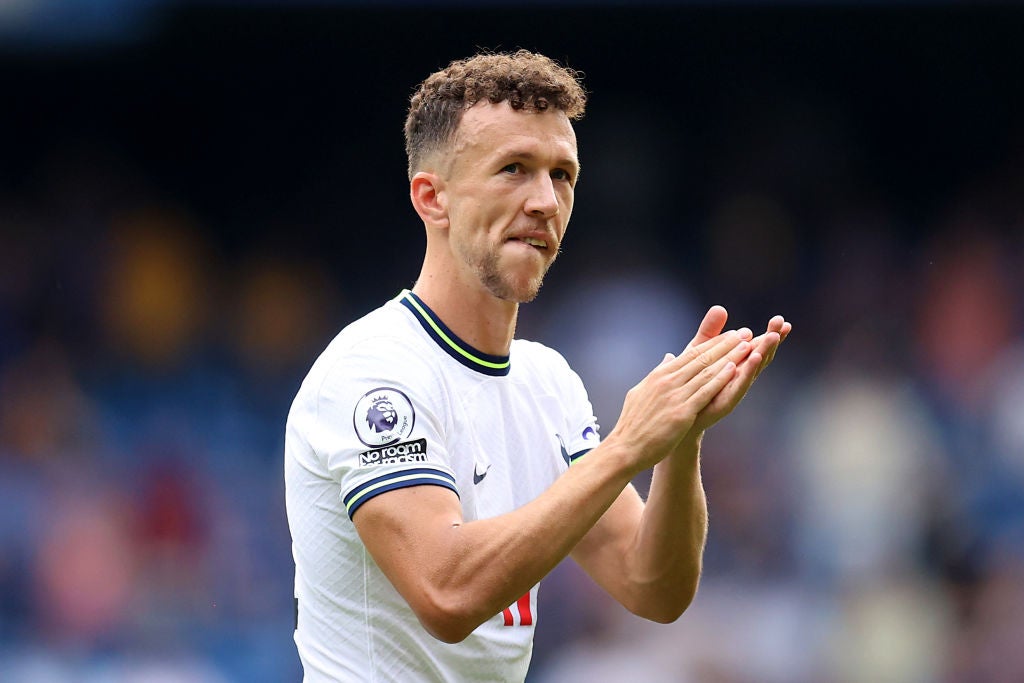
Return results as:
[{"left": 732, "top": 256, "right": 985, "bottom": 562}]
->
[
  {"left": 353, "top": 387, "right": 415, "bottom": 446},
  {"left": 366, "top": 397, "right": 398, "bottom": 434}
]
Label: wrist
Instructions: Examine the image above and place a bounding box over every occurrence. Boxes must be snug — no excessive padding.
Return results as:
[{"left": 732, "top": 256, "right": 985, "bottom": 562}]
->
[
  {"left": 593, "top": 433, "right": 650, "bottom": 481},
  {"left": 673, "top": 430, "right": 704, "bottom": 462}
]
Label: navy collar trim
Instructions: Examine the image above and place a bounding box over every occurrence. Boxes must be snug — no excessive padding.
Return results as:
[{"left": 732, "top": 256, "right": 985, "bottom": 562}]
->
[{"left": 398, "top": 290, "right": 511, "bottom": 377}]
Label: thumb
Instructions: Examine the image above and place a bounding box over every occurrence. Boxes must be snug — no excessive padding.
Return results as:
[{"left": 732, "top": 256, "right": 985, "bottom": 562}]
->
[{"left": 688, "top": 305, "right": 729, "bottom": 348}]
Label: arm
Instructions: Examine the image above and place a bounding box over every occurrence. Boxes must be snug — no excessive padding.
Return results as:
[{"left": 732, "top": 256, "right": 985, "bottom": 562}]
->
[
  {"left": 571, "top": 308, "right": 791, "bottom": 622},
  {"left": 352, "top": 330, "right": 746, "bottom": 643},
  {"left": 569, "top": 434, "right": 707, "bottom": 623}
]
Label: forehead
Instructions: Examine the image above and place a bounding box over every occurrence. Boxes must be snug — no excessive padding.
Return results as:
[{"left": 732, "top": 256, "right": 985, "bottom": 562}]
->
[{"left": 453, "top": 100, "right": 578, "bottom": 165}]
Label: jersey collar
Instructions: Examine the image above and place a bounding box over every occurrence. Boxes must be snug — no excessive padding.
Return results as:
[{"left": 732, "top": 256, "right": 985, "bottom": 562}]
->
[{"left": 398, "top": 290, "right": 511, "bottom": 377}]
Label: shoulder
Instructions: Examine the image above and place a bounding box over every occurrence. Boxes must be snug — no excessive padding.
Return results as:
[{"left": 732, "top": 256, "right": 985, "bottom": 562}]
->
[
  {"left": 315, "top": 300, "right": 434, "bottom": 378},
  {"left": 511, "top": 338, "right": 576, "bottom": 375},
  {"left": 292, "top": 298, "right": 444, "bottom": 415},
  {"left": 288, "top": 297, "right": 454, "bottom": 458},
  {"left": 509, "top": 338, "right": 590, "bottom": 399},
  {"left": 327, "top": 299, "right": 416, "bottom": 354}
]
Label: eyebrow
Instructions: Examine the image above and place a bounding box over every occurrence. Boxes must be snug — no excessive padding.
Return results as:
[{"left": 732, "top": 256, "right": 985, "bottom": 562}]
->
[{"left": 501, "top": 150, "right": 580, "bottom": 172}]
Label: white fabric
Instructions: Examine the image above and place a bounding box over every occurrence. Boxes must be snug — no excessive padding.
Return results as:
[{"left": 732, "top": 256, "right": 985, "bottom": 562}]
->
[{"left": 285, "top": 291, "right": 600, "bottom": 682}]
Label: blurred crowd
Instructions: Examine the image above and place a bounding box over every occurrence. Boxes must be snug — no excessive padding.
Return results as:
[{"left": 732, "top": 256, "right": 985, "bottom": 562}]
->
[
  {"left": 3, "top": 15, "right": 1024, "bottom": 683},
  {"left": 522, "top": 112, "right": 1024, "bottom": 681},
  {"left": 0, "top": 187, "right": 334, "bottom": 681}
]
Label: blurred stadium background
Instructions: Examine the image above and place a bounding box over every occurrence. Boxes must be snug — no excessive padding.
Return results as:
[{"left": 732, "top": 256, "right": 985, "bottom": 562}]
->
[{"left": 2, "top": 2, "right": 1023, "bottom": 681}]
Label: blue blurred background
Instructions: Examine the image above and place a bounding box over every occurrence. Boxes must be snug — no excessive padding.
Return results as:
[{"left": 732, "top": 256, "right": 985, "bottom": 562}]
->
[{"left": 2, "top": 2, "right": 1023, "bottom": 681}]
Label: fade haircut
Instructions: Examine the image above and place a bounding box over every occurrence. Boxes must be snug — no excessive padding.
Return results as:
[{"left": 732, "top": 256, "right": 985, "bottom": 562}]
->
[{"left": 404, "top": 50, "right": 587, "bottom": 179}]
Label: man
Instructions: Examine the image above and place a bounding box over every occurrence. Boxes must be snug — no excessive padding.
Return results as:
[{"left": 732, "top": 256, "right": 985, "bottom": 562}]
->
[{"left": 285, "top": 50, "right": 791, "bottom": 682}]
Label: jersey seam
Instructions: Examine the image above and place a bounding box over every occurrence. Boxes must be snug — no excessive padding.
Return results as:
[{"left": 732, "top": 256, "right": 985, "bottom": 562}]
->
[{"left": 363, "top": 542, "right": 377, "bottom": 682}]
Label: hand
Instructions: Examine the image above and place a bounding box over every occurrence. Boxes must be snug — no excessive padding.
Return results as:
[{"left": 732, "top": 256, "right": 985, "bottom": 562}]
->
[
  {"left": 608, "top": 330, "right": 749, "bottom": 475},
  {"left": 681, "top": 306, "right": 791, "bottom": 436}
]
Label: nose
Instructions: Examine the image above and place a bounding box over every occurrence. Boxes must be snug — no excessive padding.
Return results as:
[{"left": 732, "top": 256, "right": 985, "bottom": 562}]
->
[{"left": 523, "top": 174, "right": 559, "bottom": 219}]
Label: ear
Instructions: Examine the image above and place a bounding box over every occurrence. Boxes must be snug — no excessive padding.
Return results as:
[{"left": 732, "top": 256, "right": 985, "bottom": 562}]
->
[{"left": 410, "top": 171, "right": 449, "bottom": 230}]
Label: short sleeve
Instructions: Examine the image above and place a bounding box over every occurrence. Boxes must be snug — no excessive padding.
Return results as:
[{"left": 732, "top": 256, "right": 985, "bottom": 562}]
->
[
  {"left": 560, "top": 363, "right": 601, "bottom": 465},
  {"left": 525, "top": 343, "right": 601, "bottom": 466},
  {"left": 304, "top": 337, "right": 458, "bottom": 519}
]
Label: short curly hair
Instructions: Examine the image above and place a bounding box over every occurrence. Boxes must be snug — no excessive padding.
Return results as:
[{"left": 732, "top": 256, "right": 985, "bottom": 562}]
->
[{"left": 404, "top": 50, "right": 587, "bottom": 179}]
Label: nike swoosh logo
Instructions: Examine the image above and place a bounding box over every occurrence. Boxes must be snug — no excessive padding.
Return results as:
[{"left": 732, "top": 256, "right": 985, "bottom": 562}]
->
[{"left": 473, "top": 463, "right": 490, "bottom": 485}]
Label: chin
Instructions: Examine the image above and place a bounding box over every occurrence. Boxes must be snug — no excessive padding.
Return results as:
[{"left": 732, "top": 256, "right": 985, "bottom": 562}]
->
[
  {"left": 482, "top": 275, "right": 544, "bottom": 303},
  {"left": 512, "top": 288, "right": 541, "bottom": 304},
  {"left": 475, "top": 249, "right": 554, "bottom": 303}
]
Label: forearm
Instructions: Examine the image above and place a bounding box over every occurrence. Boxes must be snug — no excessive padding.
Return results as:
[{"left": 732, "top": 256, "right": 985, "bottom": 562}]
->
[
  {"left": 444, "top": 450, "right": 632, "bottom": 626},
  {"left": 363, "top": 437, "right": 638, "bottom": 642},
  {"left": 568, "top": 433, "right": 708, "bottom": 623},
  {"left": 625, "top": 433, "right": 708, "bottom": 620}
]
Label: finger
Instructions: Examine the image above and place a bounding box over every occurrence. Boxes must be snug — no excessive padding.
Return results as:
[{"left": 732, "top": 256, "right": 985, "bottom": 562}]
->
[
  {"left": 720, "top": 350, "right": 764, "bottom": 402},
  {"left": 672, "top": 329, "right": 738, "bottom": 370},
  {"left": 725, "top": 334, "right": 756, "bottom": 366},
  {"left": 678, "top": 331, "right": 749, "bottom": 384},
  {"left": 698, "top": 318, "right": 787, "bottom": 425},
  {"left": 756, "top": 330, "right": 781, "bottom": 355},
  {"left": 766, "top": 316, "right": 792, "bottom": 343},
  {"left": 724, "top": 331, "right": 774, "bottom": 386},
  {"left": 748, "top": 329, "right": 781, "bottom": 353},
  {"left": 750, "top": 332, "right": 781, "bottom": 380},
  {"left": 687, "top": 305, "right": 729, "bottom": 348},
  {"left": 685, "top": 357, "right": 738, "bottom": 412}
]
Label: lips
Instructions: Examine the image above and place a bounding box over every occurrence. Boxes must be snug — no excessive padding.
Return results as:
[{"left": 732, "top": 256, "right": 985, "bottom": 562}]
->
[{"left": 507, "top": 232, "right": 554, "bottom": 251}]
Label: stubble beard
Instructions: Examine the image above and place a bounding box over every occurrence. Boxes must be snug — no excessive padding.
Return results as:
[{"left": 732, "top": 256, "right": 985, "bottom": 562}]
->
[{"left": 476, "top": 245, "right": 557, "bottom": 304}]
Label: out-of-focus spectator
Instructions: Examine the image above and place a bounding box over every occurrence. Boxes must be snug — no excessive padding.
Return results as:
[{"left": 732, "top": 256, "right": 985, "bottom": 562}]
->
[
  {"left": 945, "top": 557, "right": 1024, "bottom": 682},
  {"left": 225, "top": 251, "right": 339, "bottom": 383},
  {"left": 534, "top": 579, "right": 830, "bottom": 683},
  {"left": 787, "top": 373, "right": 939, "bottom": 581},
  {"left": 30, "top": 489, "right": 136, "bottom": 646},
  {"left": 915, "top": 228, "right": 1016, "bottom": 413},
  {"left": 97, "top": 208, "right": 212, "bottom": 372},
  {"left": 0, "top": 339, "right": 102, "bottom": 462}
]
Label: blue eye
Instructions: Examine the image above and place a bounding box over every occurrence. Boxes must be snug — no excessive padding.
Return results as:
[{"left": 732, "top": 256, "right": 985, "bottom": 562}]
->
[
  {"left": 501, "top": 164, "right": 519, "bottom": 174},
  {"left": 551, "top": 169, "right": 571, "bottom": 181}
]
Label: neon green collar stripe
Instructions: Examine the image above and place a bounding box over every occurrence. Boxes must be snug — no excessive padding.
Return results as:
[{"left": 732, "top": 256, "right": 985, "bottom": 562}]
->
[{"left": 401, "top": 292, "right": 511, "bottom": 372}]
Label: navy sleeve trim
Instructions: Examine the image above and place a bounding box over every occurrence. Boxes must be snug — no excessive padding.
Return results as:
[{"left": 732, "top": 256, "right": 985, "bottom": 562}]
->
[
  {"left": 569, "top": 448, "right": 593, "bottom": 465},
  {"left": 343, "top": 467, "right": 459, "bottom": 519}
]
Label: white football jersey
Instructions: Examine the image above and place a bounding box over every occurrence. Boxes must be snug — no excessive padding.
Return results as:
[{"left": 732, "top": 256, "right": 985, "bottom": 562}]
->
[{"left": 285, "top": 290, "right": 601, "bottom": 683}]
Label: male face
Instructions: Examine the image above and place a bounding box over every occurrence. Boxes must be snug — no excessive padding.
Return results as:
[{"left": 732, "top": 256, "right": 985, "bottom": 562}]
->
[{"left": 440, "top": 100, "right": 579, "bottom": 303}]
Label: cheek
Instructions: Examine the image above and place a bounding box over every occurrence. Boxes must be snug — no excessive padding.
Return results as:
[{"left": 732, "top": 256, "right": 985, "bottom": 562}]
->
[
  {"left": 560, "top": 186, "right": 574, "bottom": 210},
  {"left": 558, "top": 194, "right": 574, "bottom": 229},
  {"left": 453, "top": 194, "right": 504, "bottom": 228}
]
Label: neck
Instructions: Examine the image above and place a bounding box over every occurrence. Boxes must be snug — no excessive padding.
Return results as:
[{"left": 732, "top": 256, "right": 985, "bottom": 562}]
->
[{"left": 411, "top": 270, "right": 519, "bottom": 357}]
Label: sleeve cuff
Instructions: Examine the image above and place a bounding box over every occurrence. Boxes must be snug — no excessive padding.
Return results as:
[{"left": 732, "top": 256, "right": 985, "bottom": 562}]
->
[
  {"left": 343, "top": 467, "right": 459, "bottom": 519},
  {"left": 568, "top": 448, "right": 592, "bottom": 465}
]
